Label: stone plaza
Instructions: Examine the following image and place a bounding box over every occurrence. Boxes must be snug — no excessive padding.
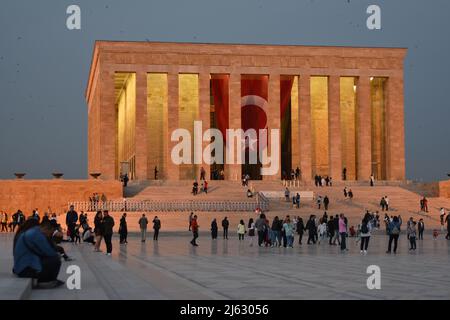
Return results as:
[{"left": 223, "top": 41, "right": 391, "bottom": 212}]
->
[{"left": 2, "top": 232, "right": 449, "bottom": 300}]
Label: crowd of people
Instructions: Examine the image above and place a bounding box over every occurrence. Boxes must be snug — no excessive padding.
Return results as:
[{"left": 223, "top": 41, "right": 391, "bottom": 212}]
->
[
  {"left": 186, "top": 207, "right": 450, "bottom": 255},
  {"left": 7, "top": 188, "right": 450, "bottom": 290}
]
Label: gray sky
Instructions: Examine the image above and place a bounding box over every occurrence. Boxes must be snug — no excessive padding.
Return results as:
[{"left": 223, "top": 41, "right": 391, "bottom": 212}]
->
[{"left": 0, "top": 0, "right": 449, "bottom": 182}]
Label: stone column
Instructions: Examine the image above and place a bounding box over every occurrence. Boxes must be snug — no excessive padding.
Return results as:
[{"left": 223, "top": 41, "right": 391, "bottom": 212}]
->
[
  {"left": 198, "top": 71, "right": 211, "bottom": 180},
  {"left": 99, "top": 70, "right": 117, "bottom": 180},
  {"left": 135, "top": 72, "right": 148, "bottom": 180},
  {"left": 263, "top": 73, "right": 281, "bottom": 180},
  {"left": 226, "top": 73, "right": 242, "bottom": 181},
  {"left": 356, "top": 76, "right": 372, "bottom": 181},
  {"left": 298, "top": 75, "right": 312, "bottom": 182},
  {"left": 328, "top": 75, "right": 342, "bottom": 181},
  {"left": 166, "top": 71, "right": 179, "bottom": 180},
  {"left": 386, "top": 75, "right": 406, "bottom": 180}
]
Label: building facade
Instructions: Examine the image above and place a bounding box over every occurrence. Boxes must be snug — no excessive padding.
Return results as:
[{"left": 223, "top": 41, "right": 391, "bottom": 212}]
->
[{"left": 86, "top": 41, "right": 406, "bottom": 182}]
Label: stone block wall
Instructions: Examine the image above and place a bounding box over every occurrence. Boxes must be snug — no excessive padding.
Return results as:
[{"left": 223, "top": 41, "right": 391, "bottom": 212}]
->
[{"left": 0, "top": 180, "right": 123, "bottom": 215}]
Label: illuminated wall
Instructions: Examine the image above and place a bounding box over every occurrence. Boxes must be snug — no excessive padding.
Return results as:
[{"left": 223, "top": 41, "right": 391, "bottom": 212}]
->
[
  {"left": 179, "top": 74, "right": 199, "bottom": 180},
  {"left": 371, "top": 77, "right": 387, "bottom": 180},
  {"left": 310, "top": 76, "right": 329, "bottom": 176},
  {"left": 147, "top": 73, "right": 168, "bottom": 179},
  {"left": 116, "top": 73, "right": 136, "bottom": 179},
  {"left": 290, "top": 76, "right": 300, "bottom": 170},
  {"left": 340, "top": 77, "right": 357, "bottom": 180}
]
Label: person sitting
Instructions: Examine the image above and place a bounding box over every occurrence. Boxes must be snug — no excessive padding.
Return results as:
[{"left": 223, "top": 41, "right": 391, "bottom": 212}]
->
[
  {"left": 349, "top": 225, "right": 356, "bottom": 237},
  {"left": 82, "top": 227, "right": 95, "bottom": 244},
  {"left": 13, "top": 220, "right": 64, "bottom": 288},
  {"left": 247, "top": 189, "right": 253, "bottom": 198}
]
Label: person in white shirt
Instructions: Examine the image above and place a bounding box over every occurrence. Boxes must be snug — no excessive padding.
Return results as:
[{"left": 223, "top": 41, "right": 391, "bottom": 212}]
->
[
  {"left": 317, "top": 222, "right": 327, "bottom": 244},
  {"left": 384, "top": 196, "right": 390, "bottom": 211}
]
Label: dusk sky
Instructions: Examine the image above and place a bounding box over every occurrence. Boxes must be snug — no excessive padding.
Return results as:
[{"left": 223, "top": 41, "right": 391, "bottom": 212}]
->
[{"left": 0, "top": 0, "right": 449, "bottom": 182}]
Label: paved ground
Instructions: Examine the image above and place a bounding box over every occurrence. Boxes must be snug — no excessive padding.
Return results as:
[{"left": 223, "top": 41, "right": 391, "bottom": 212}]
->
[{"left": 2, "top": 232, "right": 449, "bottom": 300}]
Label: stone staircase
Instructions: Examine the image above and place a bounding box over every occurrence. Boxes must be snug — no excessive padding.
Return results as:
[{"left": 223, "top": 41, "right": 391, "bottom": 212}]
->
[{"left": 71, "top": 180, "right": 450, "bottom": 232}]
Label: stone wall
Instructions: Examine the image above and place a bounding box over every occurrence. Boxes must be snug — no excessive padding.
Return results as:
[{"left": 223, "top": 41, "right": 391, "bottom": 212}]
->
[
  {"left": 439, "top": 180, "right": 450, "bottom": 198},
  {"left": 0, "top": 180, "right": 123, "bottom": 215}
]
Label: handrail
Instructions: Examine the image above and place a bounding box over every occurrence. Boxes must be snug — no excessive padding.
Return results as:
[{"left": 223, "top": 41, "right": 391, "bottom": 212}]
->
[{"left": 69, "top": 195, "right": 269, "bottom": 213}]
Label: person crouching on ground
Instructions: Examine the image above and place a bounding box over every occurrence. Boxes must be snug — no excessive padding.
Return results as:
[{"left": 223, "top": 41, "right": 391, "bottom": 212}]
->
[{"left": 13, "top": 219, "right": 64, "bottom": 288}]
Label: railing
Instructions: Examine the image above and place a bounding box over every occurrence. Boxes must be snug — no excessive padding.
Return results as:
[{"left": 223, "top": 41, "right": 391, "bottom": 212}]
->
[{"left": 69, "top": 193, "right": 269, "bottom": 213}]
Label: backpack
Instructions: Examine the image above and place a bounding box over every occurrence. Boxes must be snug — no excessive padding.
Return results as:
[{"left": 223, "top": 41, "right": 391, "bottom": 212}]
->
[
  {"left": 391, "top": 225, "right": 400, "bottom": 235},
  {"left": 361, "top": 223, "right": 369, "bottom": 234}
]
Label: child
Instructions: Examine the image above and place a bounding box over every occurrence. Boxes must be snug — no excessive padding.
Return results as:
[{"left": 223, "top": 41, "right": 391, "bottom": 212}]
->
[
  {"left": 433, "top": 229, "right": 439, "bottom": 240},
  {"left": 408, "top": 221, "right": 417, "bottom": 250},
  {"left": 349, "top": 225, "right": 356, "bottom": 237},
  {"left": 74, "top": 225, "right": 81, "bottom": 244}
]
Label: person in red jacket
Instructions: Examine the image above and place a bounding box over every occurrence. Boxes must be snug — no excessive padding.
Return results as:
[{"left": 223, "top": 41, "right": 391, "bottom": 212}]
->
[{"left": 190, "top": 215, "right": 199, "bottom": 246}]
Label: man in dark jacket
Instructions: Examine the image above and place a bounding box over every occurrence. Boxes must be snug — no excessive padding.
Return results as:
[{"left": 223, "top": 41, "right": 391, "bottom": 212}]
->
[
  {"left": 102, "top": 210, "right": 115, "bottom": 255},
  {"left": 323, "top": 196, "right": 330, "bottom": 211},
  {"left": 221, "top": 217, "right": 229, "bottom": 239},
  {"left": 66, "top": 205, "right": 78, "bottom": 242},
  {"left": 305, "top": 215, "right": 317, "bottom": 244},
  {"left": 152, "top": 216, "right": 161, "bottom": 241},
  {"left": 327, "top": 216, "right": 335, "bottom": 245}
]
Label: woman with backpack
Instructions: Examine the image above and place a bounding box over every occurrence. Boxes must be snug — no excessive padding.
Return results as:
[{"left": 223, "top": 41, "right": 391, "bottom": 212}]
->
[
  {"left": 386, "top": 216, "right": 402, "bottom": 254},
  {"left": 360, "top": 213, "right": 372, "bottom": 254}
]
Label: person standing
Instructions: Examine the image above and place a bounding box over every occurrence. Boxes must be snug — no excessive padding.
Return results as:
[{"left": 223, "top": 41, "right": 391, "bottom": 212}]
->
[
  {"left": 237, "top": 220, "right": 246, "bottom": 241},
  {"left": 93, "top": 211, "right": 103, "bottom": 252},
  {"left": 139, "top": 214, "right": 149, "bottom": 243},
  {"left": 211, "top": 218, "right": 218, "bottom": 239},
  {"left": 248, "top": 218, "right": 256, "bottom": 246},
  {"left": 65, "top": 205, "right": 78, "bottom": 242},
  {"left": 221, "top": 217, "right": 229, "bottom": 240},
  {"left": 152, "top": 216, "right": 161, "bottom": 241},
  {"left": 119, "top": 213, "right": 128, "bottom": 244},
  {"left": 1, "top": 212, "right": 8, "bottom": 232},
  {"left": 360, "top": 213, "right": 372, "bottom": 254},
  {"left": 339, "top": 213, "right": 348, "bottom": 252},
  {"left": 255, "top": 213, "right": 266, "bottom": 247},
  {"left": 102, "top": 210, "right": 115, "bottom": 256},
  {"left": 327, "top": 216, "right": 335, "bottom": 245},
  {"left": 284, "top": 187, "right": 290, "bottom": 202},
  {"left": 305, "top": 215, "right": 317, "bottom": 245},
  {"left": 316, "top": 196, "right": 322, "bottom": 210},
  {"left": 188, "top": 212, "right": 193, "bottom": 231},
  {"left": 200, "top": 166, "right": 206, "bottom": 181},
  {"left": 270, "top": 216, "right": 282, "bottom": 247},
  {"left": 283, "top": 217, "right": 294, "bottom": 248},
  {"left": 370, "top": 174, "right": 375, "bottom": 187},
  {"left": 418, "top": 219, "right": 425, "bottom": 240},
  {"left": 296, "top": 217, "right": 305, "bottom": 245},
  {"left": 386, "top": 216, "right": 401, "bottom": 254},
  {"left": 190, "top": 215, "right": 199, "bottom": 246},
  {"left": 408, "top": 221, "right": 417, "bottom": 251},
  {"left": 384, "top": 196, "right": 390, "bottom": 211},
  {"left": 440, "top": 208, "right": 446, "bottom": 230},
  {"left": 380, "top": 197, "right": 386, "bottom": 211},
  {"left": 445, "top": 213, "right": 450, "bottom": 240},
  {"left": 323, "top": 196, "right": 330, "bottom": 211},
  {"left": 317, "top": 220, "right": 327, "bottom": 245},
  {"left": 348, "top": 189, "right": 354, "bottom": 199},
  {"left": 122, "top": 173, "right": 129, "bottom": 187}
]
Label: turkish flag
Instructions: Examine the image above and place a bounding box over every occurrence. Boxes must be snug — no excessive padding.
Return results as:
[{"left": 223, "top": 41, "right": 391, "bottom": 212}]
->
[
  {"left": 241, "top": 75, "right": 269, "bottom": 134},
  {"left": 211, "top": 75, "right": 229, "bottom": 141}
]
